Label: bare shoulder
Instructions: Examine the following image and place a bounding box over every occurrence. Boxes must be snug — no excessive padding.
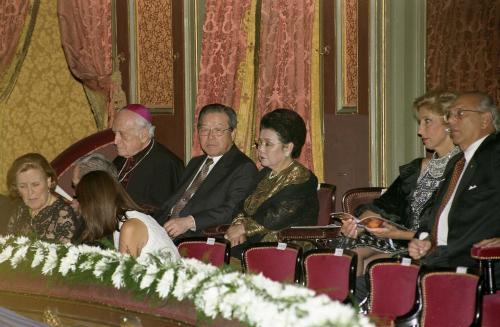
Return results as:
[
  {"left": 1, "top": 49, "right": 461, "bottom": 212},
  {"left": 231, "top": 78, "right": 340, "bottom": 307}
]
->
[{"left": 121, "top": 218, "right": 147, "bottom": 235}]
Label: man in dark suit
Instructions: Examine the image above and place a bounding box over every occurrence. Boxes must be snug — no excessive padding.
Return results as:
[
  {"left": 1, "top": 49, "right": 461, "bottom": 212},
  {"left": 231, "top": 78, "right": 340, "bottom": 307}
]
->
[
  {"left": 409, "top": 92, "right": 500, "bottom": 285},
  {"left": 112, "top": 104, "right": 184, "bottom": 211},
  {"left": 155, "top": 103, "right": 258, "bottom": 239}
]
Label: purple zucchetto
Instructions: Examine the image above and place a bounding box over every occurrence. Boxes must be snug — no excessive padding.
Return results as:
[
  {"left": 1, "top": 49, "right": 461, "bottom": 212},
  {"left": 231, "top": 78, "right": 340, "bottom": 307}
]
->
[{"left": 123, "top": 104, "right": 152, "bottom": 123}]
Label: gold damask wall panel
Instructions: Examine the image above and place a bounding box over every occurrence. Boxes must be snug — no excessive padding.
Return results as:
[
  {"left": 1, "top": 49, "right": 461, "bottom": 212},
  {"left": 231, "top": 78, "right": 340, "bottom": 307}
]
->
[
  {"left": 136, "top": 0, "right": 174, "bottom": 109},
  {"left": 0, "top": 0, "right": 96, "bottom": 194}
]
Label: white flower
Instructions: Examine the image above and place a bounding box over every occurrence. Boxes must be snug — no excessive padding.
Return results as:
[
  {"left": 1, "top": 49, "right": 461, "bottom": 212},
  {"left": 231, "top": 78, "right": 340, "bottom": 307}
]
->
[
  {"left": 14, "top": 236, "right": 30, "bottom": 246},
  {"left": 111, "top": 259, "right": 126, "bottom": 289},
  {"left": 156, "top": 269, "right": 175, "bottom": 299},
  {"left": 0, "top": 245, "right": 13, "bottom": 264},
  {"left": 59, "top": 246, "right": 80, "bottom": 276},
  {"left": 31, "top": 246, "right": 45, "bottom": 268},
  {"left": 41, "top": 244, "right": 59, "bottom": 275},
  {"left": 10, "top": 245, "right": 29, "bottom": 268},
  {"left": 93, "top": 257, "right": 113, "bottom": 279},
  {"left": 139, "top": 262, "right": 159, "bottom": 290},
  {"left": 0, "top": 236, "right": 374, "bottom": 327}
]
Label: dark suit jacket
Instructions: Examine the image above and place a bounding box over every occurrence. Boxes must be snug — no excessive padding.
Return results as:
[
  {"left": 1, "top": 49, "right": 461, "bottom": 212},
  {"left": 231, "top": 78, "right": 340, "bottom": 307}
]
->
[
  {"left": 155, "top": 145, "right": 258, "bottom": 237},
  {"left": 114, "top": 140, "right": 184, "bottom": 211},
  {"left": 421, "top": 133, "right": 500, "bottom": 285}
]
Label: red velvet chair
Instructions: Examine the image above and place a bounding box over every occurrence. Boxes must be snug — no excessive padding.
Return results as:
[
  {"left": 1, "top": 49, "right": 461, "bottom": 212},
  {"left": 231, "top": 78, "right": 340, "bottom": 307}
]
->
[
  {"left": 176, "top": 237, "right": 230, "bottom": 267},
  {"left": 366, "top": 258, "right": 419, "bottom": 321},
  {"left": 341, "top": 187, "right": 385, "bottom": 215},
  {"left": 242, "top": 242, "right": 302, "bottom": 283},
  {"left": 317, "top": 183, "right": 336, "bottom": 225},
  {"left": 471, "top": 243, "right": 500, "bottom": 327},
  {"left": 50, "top": 129, "right": 117, "bottom": 195},
  {"left": 397, "top": 268, "right": 482, "bottom": 327},
  {"left": 302, "top": 249, "right": 357, "bottom": 302}
]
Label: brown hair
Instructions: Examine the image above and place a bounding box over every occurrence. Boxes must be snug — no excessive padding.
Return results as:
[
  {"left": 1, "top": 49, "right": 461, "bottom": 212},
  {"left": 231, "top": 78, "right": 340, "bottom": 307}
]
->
[
  {"left": 7, "top": 153, "right": 57, "bottom": 199},
  {"left": 76, "top": 170, "right": 142, "bottom": 243}
]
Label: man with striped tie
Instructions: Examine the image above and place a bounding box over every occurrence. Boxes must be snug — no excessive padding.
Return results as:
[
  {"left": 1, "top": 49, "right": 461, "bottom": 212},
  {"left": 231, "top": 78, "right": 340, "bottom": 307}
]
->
[
  {"left": 155, "top": 104, "right": 258, "bottom": 239},
  {"left": 409, "top": 92, "right": 500, "bottom": 285}
]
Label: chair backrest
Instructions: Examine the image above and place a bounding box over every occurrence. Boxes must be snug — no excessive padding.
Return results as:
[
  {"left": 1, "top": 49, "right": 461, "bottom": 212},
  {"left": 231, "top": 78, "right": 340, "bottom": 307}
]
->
[
  {"left": 303, "top": 249, "right": 357, "bottom": 302},
  {"left": 367, "top": 258, "right": 419, "bottom": 320},
  {"left": 317, "top": 183, "right": 336, "bottom": 225},
  {"left": 50, "top": 129, "right": 117, "bottom": 195},
  {"left": 419, "top": 269, "right": 481, "bottom": 327},
  {"left": 242, "top": 243, "right": 302, "bottom": 283},
  {"left": 176, "top": 237, "right": 230, "bottom": 267},
  {"left": 341, "top": 187, "right": 385, "bottom": 215}
]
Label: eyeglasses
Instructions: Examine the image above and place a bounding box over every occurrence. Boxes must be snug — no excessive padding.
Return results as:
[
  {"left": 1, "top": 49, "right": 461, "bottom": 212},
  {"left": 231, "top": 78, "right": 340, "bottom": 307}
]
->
[
  {"left": 254, "top": 140, "right": 281, "bottom": 149},
  {"left": 198, "top": 127, "right": 232, "bottom": 136},
  {"left": 443, "top": 108, "right": 484, "bottom": 123}
]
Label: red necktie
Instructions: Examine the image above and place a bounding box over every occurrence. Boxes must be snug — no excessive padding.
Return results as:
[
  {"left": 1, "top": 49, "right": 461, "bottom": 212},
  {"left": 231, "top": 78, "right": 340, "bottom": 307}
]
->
[
  {"left": 431, "top": 155, "right": 466, "bottom": 244},
  {"left": 170, "top": 158, "right": 213, "bottom": 218}
]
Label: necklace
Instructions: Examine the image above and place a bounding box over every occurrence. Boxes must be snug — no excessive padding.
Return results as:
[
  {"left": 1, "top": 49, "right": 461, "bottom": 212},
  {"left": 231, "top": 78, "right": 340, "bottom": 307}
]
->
[{"left": 118, "top": 139, "right": 155, "bottom": 182}]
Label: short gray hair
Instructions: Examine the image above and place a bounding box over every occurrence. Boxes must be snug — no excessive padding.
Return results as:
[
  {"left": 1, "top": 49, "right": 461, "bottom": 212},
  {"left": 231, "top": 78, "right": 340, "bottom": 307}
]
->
[
  {"left": 133, "top": 114, "right": 155, "bottom": 138},
  {"left": 462, "top": 91, "right": 500, "bottom": 132},
  {"left": 74, "top": 153, "right": 118, "bottom": 180}
]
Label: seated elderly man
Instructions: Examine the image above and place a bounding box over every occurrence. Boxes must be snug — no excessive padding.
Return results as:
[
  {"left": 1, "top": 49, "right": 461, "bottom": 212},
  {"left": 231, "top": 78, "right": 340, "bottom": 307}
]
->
[
  {"left": 112, "top": 104, "right": 184, "bottom": 211},
  {"left": 155, "top": 103, "right": 258, "bottom": 239},
  {"left": 409, "top": 92, "right": 500, "bottom": 289}
]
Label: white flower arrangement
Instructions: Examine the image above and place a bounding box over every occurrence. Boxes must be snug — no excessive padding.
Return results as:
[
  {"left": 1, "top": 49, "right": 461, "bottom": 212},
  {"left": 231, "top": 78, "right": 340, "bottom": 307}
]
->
[{"left": 0, "top": 235, "right": 373, "bottom": 327}]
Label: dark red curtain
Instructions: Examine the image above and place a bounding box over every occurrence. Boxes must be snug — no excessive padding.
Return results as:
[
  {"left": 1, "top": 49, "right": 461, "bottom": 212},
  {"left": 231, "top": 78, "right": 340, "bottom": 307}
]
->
[{"left": 426, "top": 0, "right": 500, "bottom": 104}]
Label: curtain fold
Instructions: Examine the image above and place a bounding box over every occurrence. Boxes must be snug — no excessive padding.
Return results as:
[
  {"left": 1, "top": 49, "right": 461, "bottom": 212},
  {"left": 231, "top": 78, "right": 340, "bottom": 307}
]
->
[
  {"left": 255, "top": 0, "right": 316, "bottom": 172},
  {"left": 195, "top": 0, "right": 322, "bottom": 178},
  {"left": 0, "top": 0, "right": 40, "bottom": 102},
  {"left": 426, "top": 0, "right": 500, "bottom": 105},
  {"left": 194, "top": 0, "right": 256, "bottom": 156},
  {"left": 57, "top": 0, "right": 118, "bottom": 129}
]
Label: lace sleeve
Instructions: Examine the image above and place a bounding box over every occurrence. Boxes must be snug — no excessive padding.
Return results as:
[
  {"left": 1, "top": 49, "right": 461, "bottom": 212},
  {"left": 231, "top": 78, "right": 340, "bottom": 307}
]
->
[{"left": 53, "top": 207, "right": 79, "bottom": 243}]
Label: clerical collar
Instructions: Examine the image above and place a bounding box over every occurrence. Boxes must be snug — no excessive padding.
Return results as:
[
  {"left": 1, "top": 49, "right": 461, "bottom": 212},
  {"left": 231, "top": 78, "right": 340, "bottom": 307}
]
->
[
  {"left": 132, "top": 139, "right": 154, "bottom": 161},
  {"left": 118, "top": 139, "right": 155, "bottom": 183}
]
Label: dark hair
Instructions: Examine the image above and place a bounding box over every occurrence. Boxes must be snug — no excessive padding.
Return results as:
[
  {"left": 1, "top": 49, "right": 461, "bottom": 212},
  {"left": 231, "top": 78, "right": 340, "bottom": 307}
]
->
[
  {"left": 198, "top": 103, "right": 237, "bottom": 130},
  {"left": 76, "top": 170, "right": 142, "bottom": 243},
  {"left": 260, "top": 108, "right": 306, "bottom": 159},
  {"left": 7, "top": 153, "right": 57, "bottom": 198}
]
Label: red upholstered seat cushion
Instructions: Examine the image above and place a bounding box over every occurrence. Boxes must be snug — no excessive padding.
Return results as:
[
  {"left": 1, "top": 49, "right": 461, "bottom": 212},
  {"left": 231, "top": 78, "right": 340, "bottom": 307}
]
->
[
  {"left": 470, "top": 244, "right": 500, "bottom": 259},
  {"left": 481, "top": 292, "right": 500, "bottom": 327},
  {"left": 369, "top": 263, "right": 419, "bottom": 319},
  {"left": 420, "top": 272, "right": 479, "bottom": 327},
  {"left": 317, "top": 183, "right": 335, "bottom": 225},
  {"left": 304, "top": 252, "right": 351, "bottom": 301},
  {"left": 177, "top": 240, "right": 228, "bottom": 267},
  {"left": 244, "top": 246, "right": 299, "bottom": 283}
]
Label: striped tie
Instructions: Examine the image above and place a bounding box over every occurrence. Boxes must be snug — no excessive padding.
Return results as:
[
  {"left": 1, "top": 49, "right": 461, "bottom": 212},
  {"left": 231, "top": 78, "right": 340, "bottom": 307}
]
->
[
  {"left": 431, "top": 155, "right": 465, "bottom": 244},
  {"left": 170, "top": 158, "right": 214, "bottom": 218}
]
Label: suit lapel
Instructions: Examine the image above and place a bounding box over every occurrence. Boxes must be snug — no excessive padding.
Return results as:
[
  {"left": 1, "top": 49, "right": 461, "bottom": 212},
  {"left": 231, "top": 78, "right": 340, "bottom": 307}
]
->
[
  {"left": 186, "top": 146, "right": 237, "bottom": 204},
  {"left": 448, "top": 134, "right": 494, "bottom": 220}
]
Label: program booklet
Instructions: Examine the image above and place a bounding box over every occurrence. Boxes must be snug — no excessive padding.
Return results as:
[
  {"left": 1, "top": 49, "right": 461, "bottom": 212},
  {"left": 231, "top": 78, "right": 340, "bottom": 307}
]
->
[{"left": 330, "top": 212, "right": 410, "bottom": 231}]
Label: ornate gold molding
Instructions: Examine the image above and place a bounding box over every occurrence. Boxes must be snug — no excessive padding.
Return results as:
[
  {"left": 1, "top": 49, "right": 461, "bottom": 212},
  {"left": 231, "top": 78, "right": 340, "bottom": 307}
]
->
[{"left": 335, "top": 0, "right": 358, "bottom": 114}]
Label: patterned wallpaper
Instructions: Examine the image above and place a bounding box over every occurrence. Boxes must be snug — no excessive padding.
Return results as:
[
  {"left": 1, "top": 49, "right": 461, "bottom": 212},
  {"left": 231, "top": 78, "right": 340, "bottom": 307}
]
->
[
  {"left": 0, "top": 0, "right": 97, "bottom": 194},
  {"left": 136, "top": 0, "right": 174, "bottom": 109}
]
